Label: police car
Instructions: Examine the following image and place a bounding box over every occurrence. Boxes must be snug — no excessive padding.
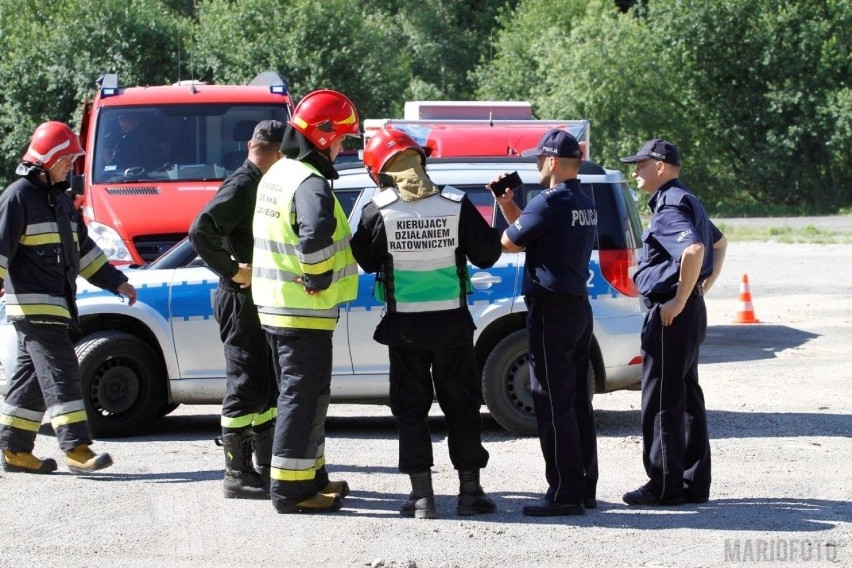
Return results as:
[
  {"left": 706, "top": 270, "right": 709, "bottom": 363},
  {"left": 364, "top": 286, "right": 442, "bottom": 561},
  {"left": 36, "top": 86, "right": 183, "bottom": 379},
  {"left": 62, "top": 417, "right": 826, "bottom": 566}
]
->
[{"left": 0, "top": 157, "right": 644, "bottom": 437}]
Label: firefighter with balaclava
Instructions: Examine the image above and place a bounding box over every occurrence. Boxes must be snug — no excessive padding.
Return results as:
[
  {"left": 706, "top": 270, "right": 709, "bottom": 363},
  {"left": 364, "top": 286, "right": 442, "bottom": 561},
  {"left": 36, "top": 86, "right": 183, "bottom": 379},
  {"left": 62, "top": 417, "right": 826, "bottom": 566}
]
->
[
  {"left": 251, "top": 90, "right": 359, "bottom": 513},
  {"left": 350, "top": 128, "right": 502, "bottom": 519},
  {"left": 0, "top": 121, "right": 137, "bottom": 475}
]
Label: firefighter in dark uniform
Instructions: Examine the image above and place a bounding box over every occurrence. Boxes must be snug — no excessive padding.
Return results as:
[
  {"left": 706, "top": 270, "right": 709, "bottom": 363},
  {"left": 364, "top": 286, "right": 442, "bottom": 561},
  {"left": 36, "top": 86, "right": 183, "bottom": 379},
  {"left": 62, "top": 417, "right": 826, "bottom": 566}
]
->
[
  {"left": 493, "top": 130, "right": 598, "bottom": 516},
  {"left": 0, "top": 121, "right": 137, "bottom": 475},
  {"left": 189, "top": 120, "right": 284, "bottom": 499},
  {"left": 251, "top": 90, "right": 360, "bottom": 514},
  {"left": 351, "top": 128, "right": 502, "bottom": 519},
  {"left": 620, "top": 139, "right": 727, "bottom": 506}
]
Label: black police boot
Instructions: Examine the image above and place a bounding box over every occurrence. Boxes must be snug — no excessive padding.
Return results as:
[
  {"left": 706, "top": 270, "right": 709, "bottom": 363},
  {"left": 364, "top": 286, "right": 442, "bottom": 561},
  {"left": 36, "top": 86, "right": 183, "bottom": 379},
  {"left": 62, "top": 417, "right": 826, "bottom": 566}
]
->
[
  {"left": 456, "top": 469, "right": 497, "bottom": 516},
  {"left": 253, "top": 423, "right": 274, "bottom": 487},
  {"left": 217, "top": 431, "right": 267, "bottom": 500},
  {"left": 400, "top": 470, "right": 436, "bottom": 519}
]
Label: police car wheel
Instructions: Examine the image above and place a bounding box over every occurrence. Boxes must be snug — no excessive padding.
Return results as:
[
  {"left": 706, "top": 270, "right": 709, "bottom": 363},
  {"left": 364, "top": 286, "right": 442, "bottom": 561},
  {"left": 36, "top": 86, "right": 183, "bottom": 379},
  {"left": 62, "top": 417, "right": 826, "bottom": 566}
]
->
[
  {"left": 482, "top": 329, "right": 599, "bottom": 437},
  {"left": 76, "top": 330, "right": 165, "bottom": 438},
  {"left": 482, "top": 330, "right": 538, "bottom": 437}
]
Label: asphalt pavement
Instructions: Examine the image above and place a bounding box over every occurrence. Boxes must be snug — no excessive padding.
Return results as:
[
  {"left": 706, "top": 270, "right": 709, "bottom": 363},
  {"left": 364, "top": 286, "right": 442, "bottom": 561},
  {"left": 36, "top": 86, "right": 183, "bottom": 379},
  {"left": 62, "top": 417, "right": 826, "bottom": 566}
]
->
[{"left": 0, "top": 241, "right": 850, "bottom": 567}]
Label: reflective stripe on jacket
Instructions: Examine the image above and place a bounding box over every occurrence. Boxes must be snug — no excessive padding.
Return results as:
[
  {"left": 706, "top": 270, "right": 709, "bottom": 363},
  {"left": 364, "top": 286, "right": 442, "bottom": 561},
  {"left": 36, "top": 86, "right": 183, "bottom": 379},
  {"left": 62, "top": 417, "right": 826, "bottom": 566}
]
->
[
  {"left": 373, "top": 186, "right": 470, "bottom": 313},
  {"left": 252, "top": 159, "right": 357, "bottom": 331},
  {"left": 0, "top": 175, "right": 125, "bottom": 325}
]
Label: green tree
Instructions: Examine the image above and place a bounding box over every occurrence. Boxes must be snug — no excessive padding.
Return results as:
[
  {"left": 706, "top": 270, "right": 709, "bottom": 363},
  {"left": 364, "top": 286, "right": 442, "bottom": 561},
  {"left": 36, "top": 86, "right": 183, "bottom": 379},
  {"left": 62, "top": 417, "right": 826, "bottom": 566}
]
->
[
  {"left": 651, "top": 0, "right": 852, "bottom": 212},
  {"left": 383, "top": 0, "right": 516, "bottom": 101},
  {"left": 192, "top": 0, "right": 410, "bottom": 121},
  {"left": 472, "top": 0, "right": 676, "bottom": 176},
  {"left": 474, "top": 0, "right": 852, "bottom": 213},
  {"left": 472, "top": 0, "right": 589, "bottom": 106},
  {"left": 0, "top": 0, "right": 190, "bottom": 184}
]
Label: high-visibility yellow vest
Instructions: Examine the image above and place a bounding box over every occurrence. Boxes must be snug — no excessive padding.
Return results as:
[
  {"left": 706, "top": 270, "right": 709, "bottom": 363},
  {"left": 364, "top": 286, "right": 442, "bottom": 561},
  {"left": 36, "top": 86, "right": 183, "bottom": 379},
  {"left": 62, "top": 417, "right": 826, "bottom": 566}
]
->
[{"left": 252, "top": 159, "right": 357, "bottom": 331}]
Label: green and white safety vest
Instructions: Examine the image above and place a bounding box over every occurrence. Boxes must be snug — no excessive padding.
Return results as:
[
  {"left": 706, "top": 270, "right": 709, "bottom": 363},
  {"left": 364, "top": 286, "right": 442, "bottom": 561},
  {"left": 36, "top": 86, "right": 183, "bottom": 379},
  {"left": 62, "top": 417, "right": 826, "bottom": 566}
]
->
[
  {"left": 252, "top": 159, "right": 357, "bottom": 331},
  {"left": 373, "top": 186, "right": 471, "bottom": 313}
]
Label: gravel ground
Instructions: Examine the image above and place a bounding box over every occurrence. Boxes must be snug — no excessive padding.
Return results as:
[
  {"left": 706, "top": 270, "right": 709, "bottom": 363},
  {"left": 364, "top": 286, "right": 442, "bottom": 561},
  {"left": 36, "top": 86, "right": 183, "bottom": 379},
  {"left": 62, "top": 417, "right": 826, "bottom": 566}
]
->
[{"left": 1, "top": 241, "right": 850, "bottom": 567}]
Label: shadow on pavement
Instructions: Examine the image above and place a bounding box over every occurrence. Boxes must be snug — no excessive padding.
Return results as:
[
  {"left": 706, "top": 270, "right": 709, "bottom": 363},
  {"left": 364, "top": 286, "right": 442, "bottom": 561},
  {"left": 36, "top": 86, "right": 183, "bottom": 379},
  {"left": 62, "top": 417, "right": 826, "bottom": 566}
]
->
[
  {"left": 591, "top": 409, "right": 851, "bottom": 439},
  {"left": 47, "top": 469, "right": 222, "bottom": 483},
  {"left": 267, "top": 485, "right": 850, "bottom": 533},
  {"left": 701, "top": 325, "right": 820, "bottom": 364},
  {"left": 514, "top": 497, "right": 850, "bottom": 532},
  {"left": 77, "top": 406, "right": 849, "bottom": 443}
]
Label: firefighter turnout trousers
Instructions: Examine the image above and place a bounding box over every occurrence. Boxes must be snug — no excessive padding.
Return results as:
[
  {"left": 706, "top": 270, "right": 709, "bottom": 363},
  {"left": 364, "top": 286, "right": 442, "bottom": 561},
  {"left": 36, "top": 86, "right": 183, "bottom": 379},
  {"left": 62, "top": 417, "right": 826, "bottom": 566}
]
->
[
  {"left": 0, "top": 321, "right": 92, "bottom": 452},
  {"left": 389, "top": 342, "right": 489, "bottom": 474},
  {"left": 268, "top": 329, "right": 335, "bottom": 506},
  {"left": 215, "top": 285, "right": 277, "bottom": 434}
]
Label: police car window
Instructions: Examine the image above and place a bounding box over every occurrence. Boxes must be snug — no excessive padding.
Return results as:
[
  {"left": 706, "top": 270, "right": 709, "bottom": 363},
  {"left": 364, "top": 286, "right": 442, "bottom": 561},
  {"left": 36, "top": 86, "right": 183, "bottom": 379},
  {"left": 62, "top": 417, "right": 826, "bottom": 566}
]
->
[
  {"left": 523, "top": 183, "right": 630, "bottom": 252},
  {"left": 333, "top": 189, "right": 361, "bottom": 218},
  {"left": 449, "top": 185, "right": 495, "bottom": 225},
  {"left": 620, "top": 182, "right": 644, "bottom": 248}
]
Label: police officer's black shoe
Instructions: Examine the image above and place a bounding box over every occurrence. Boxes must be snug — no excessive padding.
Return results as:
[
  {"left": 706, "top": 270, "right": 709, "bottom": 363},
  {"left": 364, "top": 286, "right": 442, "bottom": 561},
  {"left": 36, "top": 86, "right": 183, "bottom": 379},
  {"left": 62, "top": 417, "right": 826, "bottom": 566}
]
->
[
  {"left": 622, "top": 485, "right": 685, "bottom": 506},
  {"left": 400, "top": 493, "right": 437, "bottom": 519},
  {"left": 584, "top": 497, "right": 598, "bottom": 509},
  {"left": 522, "top": 499, "right": 585, "bottom": 517},
  {"left": 684, "top": 491, "right": 709, "bottom": 504}
]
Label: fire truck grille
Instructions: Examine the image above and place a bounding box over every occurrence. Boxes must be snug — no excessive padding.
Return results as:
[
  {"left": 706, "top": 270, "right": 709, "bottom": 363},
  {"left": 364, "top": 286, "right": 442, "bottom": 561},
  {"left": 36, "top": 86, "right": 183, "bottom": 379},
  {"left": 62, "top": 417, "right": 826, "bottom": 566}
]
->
[{"left": 134, "top": 234, "right": 186, "bottom": 262}]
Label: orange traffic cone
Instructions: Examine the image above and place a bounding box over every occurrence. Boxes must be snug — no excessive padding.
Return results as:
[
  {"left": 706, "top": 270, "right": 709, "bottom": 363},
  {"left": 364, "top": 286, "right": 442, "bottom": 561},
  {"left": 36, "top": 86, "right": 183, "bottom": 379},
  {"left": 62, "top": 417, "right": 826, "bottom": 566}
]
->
[{"left": 734, "top": 274, "right": 760, "bottom": 324}]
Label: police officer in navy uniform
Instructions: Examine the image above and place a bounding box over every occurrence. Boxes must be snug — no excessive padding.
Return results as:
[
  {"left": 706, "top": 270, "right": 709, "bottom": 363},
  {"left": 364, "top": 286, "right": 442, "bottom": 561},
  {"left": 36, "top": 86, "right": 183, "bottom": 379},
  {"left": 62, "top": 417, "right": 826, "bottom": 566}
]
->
[
  {"left": 492, "top": 129, "right": 598, "bottom": 516},
  {"left": 620, "top": 139, "right": 727, "bottom": 506}
]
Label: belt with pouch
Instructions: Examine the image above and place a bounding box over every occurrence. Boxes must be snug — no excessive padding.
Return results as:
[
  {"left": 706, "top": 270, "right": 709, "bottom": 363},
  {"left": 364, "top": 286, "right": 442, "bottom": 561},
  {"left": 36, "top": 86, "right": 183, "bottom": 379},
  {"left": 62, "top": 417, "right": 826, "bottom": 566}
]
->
[{"left": 641, "top": 284, "right": 703, "bottom": 309}]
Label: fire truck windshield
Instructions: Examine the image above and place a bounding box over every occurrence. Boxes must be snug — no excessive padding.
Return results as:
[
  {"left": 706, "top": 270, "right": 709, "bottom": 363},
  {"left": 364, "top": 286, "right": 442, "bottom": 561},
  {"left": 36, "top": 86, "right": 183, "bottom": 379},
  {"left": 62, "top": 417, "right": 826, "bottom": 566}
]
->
[{"left": 92, "top": 104, "right": 289, "bottom": 183}]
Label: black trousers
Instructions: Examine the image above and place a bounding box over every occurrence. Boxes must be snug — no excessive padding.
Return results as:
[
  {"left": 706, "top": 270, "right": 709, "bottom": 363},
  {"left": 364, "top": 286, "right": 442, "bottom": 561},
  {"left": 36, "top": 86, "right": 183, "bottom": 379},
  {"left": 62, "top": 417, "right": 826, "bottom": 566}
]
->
[
  {"left": 268, "top": 330, "right": 333, "bottom": 506},
  {"left": 388, "top": 342, "right": 489, "bottom": 474},
  {"left": 526, "top": 300, "right": 598, "bottom": 504},
  {"left": 214, "top": 287, "right": 277, "bottom": 433},
  {"left": 0, "top": 320, "right": 91, "bottom": 452},
  {"left": 640, "top": 293, "right": 711, "bottom": 501}
]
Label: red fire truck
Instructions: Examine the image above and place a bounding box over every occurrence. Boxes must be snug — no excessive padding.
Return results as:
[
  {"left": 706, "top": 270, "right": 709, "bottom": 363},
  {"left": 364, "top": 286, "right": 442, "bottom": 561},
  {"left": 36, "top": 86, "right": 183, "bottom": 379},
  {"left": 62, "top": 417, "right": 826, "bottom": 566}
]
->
[
  {"left": 73, "top": 72, "right": 293, "bottom": 264},
  {"left": 363, "top": 100, "right": 589, "bottom": 159}
]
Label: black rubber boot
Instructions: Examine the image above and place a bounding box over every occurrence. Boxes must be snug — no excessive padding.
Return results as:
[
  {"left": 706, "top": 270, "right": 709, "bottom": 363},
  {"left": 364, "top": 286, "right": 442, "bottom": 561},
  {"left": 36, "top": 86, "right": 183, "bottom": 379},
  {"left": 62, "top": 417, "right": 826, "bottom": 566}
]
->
[
  {"left": 253, "top": 423, "right": 274, "bottom": 486},
  {"left": 456, "top": 469, "right": 496, "bottom": 515},
  {"left": 217, "top": 432, "right": 267, "bottom": 500},
  {"left": 400, "top": 470, "right": 436, "bottom": 519}
]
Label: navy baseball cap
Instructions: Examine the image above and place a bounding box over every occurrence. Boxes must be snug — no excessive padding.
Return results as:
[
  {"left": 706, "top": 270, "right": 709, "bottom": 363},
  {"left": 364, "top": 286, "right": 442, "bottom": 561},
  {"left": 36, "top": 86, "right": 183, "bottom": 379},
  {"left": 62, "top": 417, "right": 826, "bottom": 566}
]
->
[
  {"left": 521, "top": 129, "right": 583, "bottom": 159},
  {"left": 252, "top": 120, "right": 285, "bottom": 144},
  {"left": 621, "top": 139, "right": 681, "bottom": 166}
]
